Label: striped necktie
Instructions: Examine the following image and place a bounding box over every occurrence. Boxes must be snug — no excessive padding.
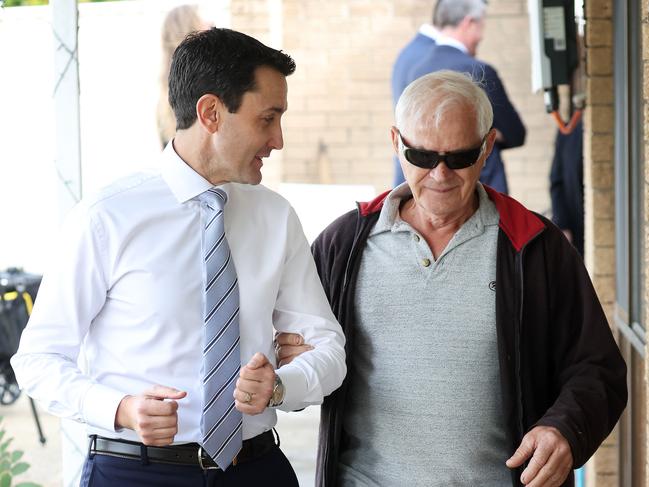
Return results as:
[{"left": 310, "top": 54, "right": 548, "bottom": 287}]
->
[{"left": 198, "top": 188, "right": 242, "bottom": 470}]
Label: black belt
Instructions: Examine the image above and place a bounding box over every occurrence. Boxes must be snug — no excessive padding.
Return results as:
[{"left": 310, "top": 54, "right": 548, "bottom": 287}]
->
[{"left": 89, "top": 430, "right": 277, "bottom": 470}]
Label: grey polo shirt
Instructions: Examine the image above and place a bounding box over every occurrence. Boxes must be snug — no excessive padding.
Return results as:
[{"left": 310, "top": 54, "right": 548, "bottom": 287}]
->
[{"left": 337, "top": 183, "right": 511, "bottom": 486}]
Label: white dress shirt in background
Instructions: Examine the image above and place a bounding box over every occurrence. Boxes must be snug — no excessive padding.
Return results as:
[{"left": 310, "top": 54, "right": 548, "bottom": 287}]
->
[
  {"left": 11, "top": 143, "right": 346, "bottom": 443},
  {"left": 435, "top": 33, "right": 469, "bottom": 54},
  {"left": 418, "top": 23, "right": 441, "bottom": 42}
]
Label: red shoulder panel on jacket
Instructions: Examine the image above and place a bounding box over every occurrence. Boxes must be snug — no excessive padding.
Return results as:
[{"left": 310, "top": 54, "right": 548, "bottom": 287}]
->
[
  {"left": 359, "top": 190, "right": 391, "bottom": 217},
  {"left": 483, "top": 185, "right": 546, "bottom": 252},
  {"left": 359, "top": 186, "right": 544, "bottom": 251}
]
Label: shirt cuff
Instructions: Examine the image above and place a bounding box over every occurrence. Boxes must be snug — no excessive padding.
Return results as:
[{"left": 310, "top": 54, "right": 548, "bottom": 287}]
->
[
  {"left": 275, "top": 364, "right": 309, "bottom": 412},
  {"left": 81, "top": 383, "right": 128, "bottom": 432}
]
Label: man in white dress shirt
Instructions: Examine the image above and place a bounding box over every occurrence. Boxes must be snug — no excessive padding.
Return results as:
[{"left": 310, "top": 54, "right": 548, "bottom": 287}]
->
[{"left": 11, "top": 28, "right": 346, "bottom": 487}]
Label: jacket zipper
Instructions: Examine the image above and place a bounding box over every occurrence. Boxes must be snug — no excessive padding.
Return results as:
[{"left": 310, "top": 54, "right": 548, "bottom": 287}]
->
[
  {"left": 514, "top": 250, "right": 525, "bottom": 450},
  {"left": 513, "top": 228, "right": 544, "bottom": 486}
]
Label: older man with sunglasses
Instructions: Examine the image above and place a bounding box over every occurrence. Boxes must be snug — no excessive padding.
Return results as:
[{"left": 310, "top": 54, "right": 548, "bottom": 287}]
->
[{"left": 277, "top": 71, "right": 626, "bottom": 487}]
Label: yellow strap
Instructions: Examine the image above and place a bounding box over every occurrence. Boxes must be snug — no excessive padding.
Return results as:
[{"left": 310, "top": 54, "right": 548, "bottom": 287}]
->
[
  {"left": 2, "top": 291, "right": 34, "bottom": 315},
  {"left": 22, "top": 292, "right": 34, "bottom": 315}
]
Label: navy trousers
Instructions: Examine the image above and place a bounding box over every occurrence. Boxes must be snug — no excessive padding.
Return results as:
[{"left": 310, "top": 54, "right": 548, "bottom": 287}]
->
[{"left": 80, "top": 445, "right": 299, "bottom": 487}]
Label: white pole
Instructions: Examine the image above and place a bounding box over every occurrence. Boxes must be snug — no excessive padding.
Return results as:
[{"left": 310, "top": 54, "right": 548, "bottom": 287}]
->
[
  {"left": 51, "top": 4, "right": 86, "bottom": 486},
  {"left": 52, "top": 0, "right": 82, "bottom": 219}
]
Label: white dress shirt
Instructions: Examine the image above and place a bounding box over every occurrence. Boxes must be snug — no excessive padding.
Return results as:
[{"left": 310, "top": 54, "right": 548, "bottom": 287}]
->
[
  {"left": 435, "top": 34, "right": 469, "bottom": 54},
  {"left": 418, "top": 23, "right": 441, "bottom": 42},
  {"left": 11, "top": 143, "right": 346, "bottom": 443}
]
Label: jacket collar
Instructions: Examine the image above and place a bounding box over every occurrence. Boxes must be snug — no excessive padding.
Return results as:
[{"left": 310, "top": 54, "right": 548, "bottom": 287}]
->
[
  {"left": 359, "top": 190, "right": 390, "bottom": 217},
  {"left": 482, "top": 185, "right": 545, "bottom": 251},
  {"left": 358, "top": 185, "right": 545, "bottom": 252}
]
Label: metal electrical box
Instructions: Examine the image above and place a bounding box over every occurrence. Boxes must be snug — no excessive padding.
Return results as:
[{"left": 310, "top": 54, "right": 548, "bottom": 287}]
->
[{"left": 528, "top": 0, "right": 579, "bottom": 111}]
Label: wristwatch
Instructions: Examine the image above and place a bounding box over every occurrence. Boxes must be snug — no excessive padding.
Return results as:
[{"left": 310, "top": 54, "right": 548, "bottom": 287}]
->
[{"left": 268, "top": 373, "right": 285, "bottom": 407}]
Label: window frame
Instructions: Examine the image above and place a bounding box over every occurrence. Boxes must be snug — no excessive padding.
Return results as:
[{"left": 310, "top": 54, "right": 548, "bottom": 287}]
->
[{"left": 613, "top": 0, "right": 645, "bottom": 356}]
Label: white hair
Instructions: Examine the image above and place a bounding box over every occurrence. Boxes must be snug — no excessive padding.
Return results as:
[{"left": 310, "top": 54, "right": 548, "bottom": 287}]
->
[
  {"left": 395, "top": 70, "right": 493, "bottom": 139},
  {"left": 433, "top": 0, "right": 487, "bottom": 28}
]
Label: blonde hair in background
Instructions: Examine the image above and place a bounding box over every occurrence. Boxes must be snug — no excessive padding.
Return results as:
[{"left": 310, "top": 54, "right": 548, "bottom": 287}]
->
[{"left": 157, "top": 5, "right": 206, "bottom": 148}]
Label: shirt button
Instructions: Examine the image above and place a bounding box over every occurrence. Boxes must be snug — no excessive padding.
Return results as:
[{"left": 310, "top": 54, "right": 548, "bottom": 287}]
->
[
  {"left": 413, "top": 234, "right": 420, "bottom": 242},
  {"left": 422, "top": 258, "right": 431, "bottom": 267}
]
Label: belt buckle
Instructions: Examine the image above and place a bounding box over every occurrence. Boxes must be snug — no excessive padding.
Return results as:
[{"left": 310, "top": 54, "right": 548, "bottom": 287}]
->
[
  {"left": 197, "top": 446, "right": 219, "bottom": 471},
  {"left": 87, "top": 435, "right": 98, "bottom": 459}
]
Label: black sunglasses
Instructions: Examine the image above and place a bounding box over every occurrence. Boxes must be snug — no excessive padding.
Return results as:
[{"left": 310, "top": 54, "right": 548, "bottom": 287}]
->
[{"left": 396, "top": 130, "right": 488, "bottom": 170}]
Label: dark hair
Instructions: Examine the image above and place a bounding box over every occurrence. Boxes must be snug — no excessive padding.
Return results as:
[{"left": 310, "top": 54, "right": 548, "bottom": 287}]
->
[{"left": 168, "top": 28, "right": 296, "bottom": 130}]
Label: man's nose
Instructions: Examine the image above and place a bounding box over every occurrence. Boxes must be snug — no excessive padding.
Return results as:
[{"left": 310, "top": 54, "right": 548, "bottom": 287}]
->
[
  {"left": 269, "top": 125, "right": 284, "bottom": 151},
  {"left": 429, "top": 161, "right": 453, "bottom": 179}
]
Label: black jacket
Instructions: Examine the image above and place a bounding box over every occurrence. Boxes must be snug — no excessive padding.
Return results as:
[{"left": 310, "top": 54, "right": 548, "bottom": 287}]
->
[{"left": 311, "top": 186, "right": 627, "bottom": 487}]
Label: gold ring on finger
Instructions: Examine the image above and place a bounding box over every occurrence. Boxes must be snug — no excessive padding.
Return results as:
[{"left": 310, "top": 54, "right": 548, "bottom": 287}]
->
[{"left": 244, "top": 391, "right": 252, "bottom": 404}]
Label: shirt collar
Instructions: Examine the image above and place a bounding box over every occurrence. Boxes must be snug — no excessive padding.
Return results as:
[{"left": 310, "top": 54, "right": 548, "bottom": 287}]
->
[
  {"left": 418, "top": 23, "right": 441, "bottom": 42},
  {"left": 370, "top": 182, "right": 413, "bottom": 236},
  {"left": 474, "top": 183, "right": 500, "bottom": 227},
  {"left": 160, "top": 140, "right": 230, "bottom": 204},
  {"left": 437, "top": 184, "right": 499, "bottom": 255},
  {"left": 370, "top": 183, "right": 499, "bottom": 237},
  {"left": 435, "top": 34, "right": 469, "bottom": 54}
]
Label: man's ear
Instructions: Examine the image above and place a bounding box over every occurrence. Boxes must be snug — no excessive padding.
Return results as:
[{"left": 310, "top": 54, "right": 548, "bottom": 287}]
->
[
  {"left": 459, "top": 15, "right": 474, "bottom": 31},
  {"left": 390, "top": 126, "right": 400, "bottom": 155},
  {"left": 196, "top": 94, "right": 222, "bottom": 134},
  {"left": 482, "top": 128, "right": 498, "bottom": 161}
]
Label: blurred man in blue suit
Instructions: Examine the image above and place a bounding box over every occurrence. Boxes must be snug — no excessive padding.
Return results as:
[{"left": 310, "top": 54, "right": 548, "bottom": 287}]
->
[
  {"left": 391, "top": 12, "right": 441, "bottom": 188},
  {"left": 393, "top": 0, "right": 526, "bottom": 194},
  {"left": 391, "top": 22, "right": 440, "bottom": 105}
]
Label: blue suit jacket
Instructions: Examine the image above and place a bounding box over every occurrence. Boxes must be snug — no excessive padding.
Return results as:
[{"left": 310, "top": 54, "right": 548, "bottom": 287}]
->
[
  {"left": 394, "top": 45, "right": 526, "bottom": 194},
  {"left": 391, "top": 33, "right": 437, "bottom": 105}
]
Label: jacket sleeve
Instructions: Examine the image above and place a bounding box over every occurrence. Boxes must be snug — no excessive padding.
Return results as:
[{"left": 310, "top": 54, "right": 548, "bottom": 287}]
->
[
  {"left": 482, "top": 63, "right": 526, "bottom": 150},
  {"left": 311, "top": 210, "right": 358, "bottom": 487},
  {"left": 310, "top": 209, "right": 358, "bottom": 316},
  {"left": 534, "top": 227, "right": 627, "bottom": 467},
  {"left": 311, "top": 225, "right": 334, "bottom": 305}
]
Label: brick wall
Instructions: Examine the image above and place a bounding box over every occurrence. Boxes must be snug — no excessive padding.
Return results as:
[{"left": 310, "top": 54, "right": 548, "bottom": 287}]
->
[
  {"left": 231, "top": 0, "right": 556, "bottom": 213},
  {"left": 582, "top": 0, "right": 619, "bottom": 485},
  {"left": 279, "top": 0, "right": 416, "bottom": 191}
]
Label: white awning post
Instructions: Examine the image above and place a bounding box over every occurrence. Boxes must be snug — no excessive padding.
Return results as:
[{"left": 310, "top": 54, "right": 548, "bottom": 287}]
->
[
  {"left": 51, "top": 6, "right": 86, "bottom": 487},
  {"left": 52, "top": 0, "right": 82, "bottom": 220}
]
